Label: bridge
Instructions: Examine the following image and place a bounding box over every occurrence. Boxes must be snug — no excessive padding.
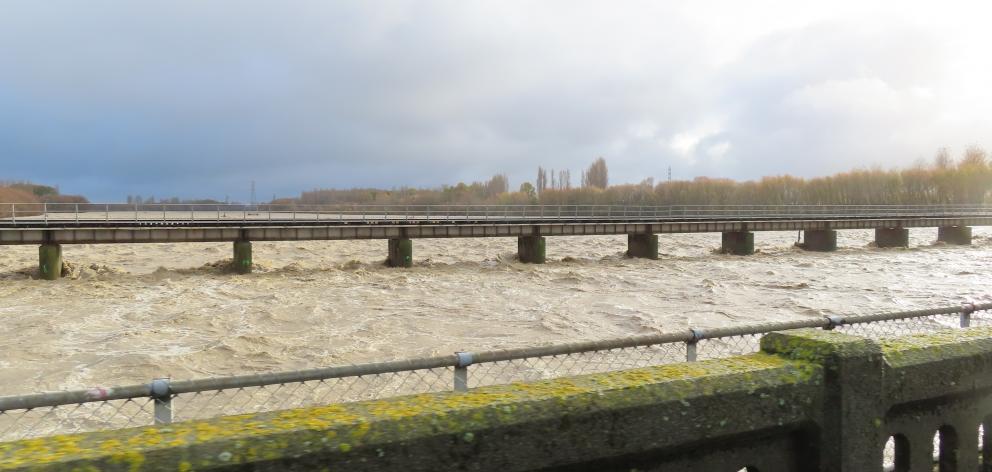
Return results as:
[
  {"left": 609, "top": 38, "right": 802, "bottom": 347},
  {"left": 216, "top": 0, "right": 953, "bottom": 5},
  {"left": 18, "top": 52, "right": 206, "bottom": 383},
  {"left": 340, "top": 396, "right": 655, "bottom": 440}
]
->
[{"left": 1, "top": 203, "right": 990, "bottom": 279}]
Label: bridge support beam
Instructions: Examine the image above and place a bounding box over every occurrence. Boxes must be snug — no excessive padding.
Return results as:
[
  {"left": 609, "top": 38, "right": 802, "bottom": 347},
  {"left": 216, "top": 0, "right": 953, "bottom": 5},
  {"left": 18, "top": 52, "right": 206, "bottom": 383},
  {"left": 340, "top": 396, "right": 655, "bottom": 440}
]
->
[
  {"left": 720, "top": 231, "right": 754, "bottom": 255},
  {"left": 626, "top": 233, "right": 658, "bottom": 259},
  {"left": 518, "top": 236, "right": 546, "bottom": 264},
  {"left": 233, "top": 241, "right": 252, "bottom": 274},
  {"left": 874, "top": 228, "right": 908, "bottom": 248},
  {"left": 387, "top": 238, "right": 413, "bottom": 267},
  {"left": 802, "top": 230, "right": 837, "bottom": 252},
  {"left": 937, "top": 226, "right": 972, "bottom": 245},
  {"left": 38, "top": 243, "right": 62, "bottom": 280}
]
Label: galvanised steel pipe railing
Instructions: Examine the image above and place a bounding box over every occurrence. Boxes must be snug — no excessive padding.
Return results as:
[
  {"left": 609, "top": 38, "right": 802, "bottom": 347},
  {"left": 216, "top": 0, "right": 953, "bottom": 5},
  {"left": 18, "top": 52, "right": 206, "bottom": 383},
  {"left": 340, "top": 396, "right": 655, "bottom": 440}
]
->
[
  {"left": 3, "top": 203, "right": 992, "bottom": 226},
  {"left": 0, "top": 302, "right": 989, "bottom": 434}
]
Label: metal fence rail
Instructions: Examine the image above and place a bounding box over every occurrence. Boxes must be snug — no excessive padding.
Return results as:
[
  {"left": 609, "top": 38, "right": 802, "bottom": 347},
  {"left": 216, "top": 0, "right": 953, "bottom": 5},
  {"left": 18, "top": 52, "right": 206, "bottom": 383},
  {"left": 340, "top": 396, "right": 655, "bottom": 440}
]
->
[
  {"left": 1, "top": 302, "right": 990, "bottom": 441},
  {"left": 4, "top": 203, "right": 992, "bottom": 227}
]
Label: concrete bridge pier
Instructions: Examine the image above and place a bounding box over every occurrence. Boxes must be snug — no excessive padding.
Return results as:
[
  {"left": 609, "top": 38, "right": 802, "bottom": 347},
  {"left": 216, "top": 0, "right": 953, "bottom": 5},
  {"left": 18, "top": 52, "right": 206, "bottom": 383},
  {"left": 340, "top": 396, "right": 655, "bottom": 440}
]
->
[
  {"left": 627, "top": 233, "right": 658, "bottom": 259},
  {"left": 720, "top": 231, "right": 754, "bottom": 255},
  {"left": 937, "top": 225, "right": 972, "bottom": 245},
  {"left": 387, "top": 238, "right": 413, "bottom": 267},
  {"left": 38, "top": 243, "right": 62, "bottom": 280},
  {"left": 233, "top": 241, "right": 252, "bottom": 274},
  {"left": 874, "top": 228, "right": 909, "bottom": 248},
  {"left": 518, "top": 236, "right": 546, "bottom": 264},
  {"left": 802, "top": 230, "right": 837, "bottom": 252}
]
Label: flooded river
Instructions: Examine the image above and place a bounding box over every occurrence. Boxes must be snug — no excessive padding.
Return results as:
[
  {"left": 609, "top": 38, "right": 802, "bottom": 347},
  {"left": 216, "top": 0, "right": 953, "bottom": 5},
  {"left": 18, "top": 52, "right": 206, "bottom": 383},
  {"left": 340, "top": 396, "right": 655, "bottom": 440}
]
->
[{"left": 0, "top": 228, "right": 989, "bottom": 395}]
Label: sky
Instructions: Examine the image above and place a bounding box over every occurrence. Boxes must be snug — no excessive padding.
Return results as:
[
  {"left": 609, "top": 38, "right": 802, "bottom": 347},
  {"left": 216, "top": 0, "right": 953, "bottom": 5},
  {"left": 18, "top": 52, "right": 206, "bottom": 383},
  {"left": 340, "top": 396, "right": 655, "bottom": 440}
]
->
[{"left": 2, "top": 1, "right": 991, "bottom": 202}]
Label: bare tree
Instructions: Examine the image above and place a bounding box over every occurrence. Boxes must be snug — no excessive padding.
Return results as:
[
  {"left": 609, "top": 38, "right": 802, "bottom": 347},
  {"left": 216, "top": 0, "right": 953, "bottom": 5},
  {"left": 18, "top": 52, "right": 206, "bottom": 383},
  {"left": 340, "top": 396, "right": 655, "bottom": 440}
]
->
[{"left": 583, "top": 157, "right": 608, "bottom": 189}]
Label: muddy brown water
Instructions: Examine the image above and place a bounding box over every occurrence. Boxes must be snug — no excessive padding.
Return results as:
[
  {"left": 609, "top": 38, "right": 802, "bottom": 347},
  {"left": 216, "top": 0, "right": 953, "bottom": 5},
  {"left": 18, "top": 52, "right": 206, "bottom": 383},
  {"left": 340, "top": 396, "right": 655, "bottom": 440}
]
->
[{"left": 0, "top": 228, "right": 989, "bottom": 395}]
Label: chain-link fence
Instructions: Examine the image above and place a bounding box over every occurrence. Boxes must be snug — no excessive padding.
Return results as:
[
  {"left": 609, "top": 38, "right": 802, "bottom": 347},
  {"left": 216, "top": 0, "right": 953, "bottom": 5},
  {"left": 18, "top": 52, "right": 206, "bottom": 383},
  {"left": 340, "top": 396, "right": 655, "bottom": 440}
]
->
[{"left": 1, "top": 302, "right": 990, "bottom": 441}]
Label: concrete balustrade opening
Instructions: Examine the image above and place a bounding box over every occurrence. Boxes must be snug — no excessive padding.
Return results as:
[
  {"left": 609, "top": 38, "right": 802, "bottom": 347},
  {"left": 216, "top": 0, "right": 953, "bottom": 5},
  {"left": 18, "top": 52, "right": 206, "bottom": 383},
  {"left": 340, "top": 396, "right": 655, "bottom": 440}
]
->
[
  {"left": 2, "top": 203, "right": 990, "bottom": 278},
  {"left": 6, "top": 327, "right": 992, "bottom": 470}
]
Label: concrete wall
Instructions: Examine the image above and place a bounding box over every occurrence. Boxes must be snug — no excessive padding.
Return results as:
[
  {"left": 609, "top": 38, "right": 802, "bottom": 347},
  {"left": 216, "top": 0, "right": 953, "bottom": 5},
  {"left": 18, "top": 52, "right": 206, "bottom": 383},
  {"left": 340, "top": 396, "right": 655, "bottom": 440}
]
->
[{"left": 4, "top": 328, "right": 992, "bottom": 471}]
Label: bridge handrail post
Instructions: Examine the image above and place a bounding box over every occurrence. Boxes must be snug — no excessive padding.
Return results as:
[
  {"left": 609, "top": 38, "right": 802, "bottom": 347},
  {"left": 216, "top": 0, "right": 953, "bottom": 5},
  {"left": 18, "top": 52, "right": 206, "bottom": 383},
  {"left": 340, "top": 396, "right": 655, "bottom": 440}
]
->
[
  {"left": 75, "top": 204, "right": 79, "bottom": 225},
  {"left": 10, "top": 204, "right": 15, "bottom": 224},
  {"left": 106, "top": 203, "right": 109, "bottom": 222},
  {"left": 961, "top": 303, "right": 975, "bottom": 328},
  {"left": 43, "top": 202, "right": 47, "bottom": 225},
  {"left": 453, "top": 352, "right": 473, "bottom": 392},
  {"left": 150, "top": 378, "right": 173, "bottom": 425}
]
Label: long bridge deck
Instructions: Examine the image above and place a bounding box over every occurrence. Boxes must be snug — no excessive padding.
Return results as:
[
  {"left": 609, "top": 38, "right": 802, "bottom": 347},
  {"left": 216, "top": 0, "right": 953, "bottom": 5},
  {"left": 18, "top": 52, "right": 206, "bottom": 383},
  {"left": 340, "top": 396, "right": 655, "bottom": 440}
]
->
[{"left": 2, "top": 203, "right": 989, "bottom": 278}]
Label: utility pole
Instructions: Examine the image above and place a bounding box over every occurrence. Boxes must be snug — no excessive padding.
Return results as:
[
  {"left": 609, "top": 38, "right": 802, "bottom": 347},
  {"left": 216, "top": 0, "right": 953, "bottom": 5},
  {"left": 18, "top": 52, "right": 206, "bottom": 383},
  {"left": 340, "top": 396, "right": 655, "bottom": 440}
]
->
[
  {"left": 250, "top": 181, "right": 257, "bottom": 207},
  {"left": 667, "top": 166, "right": 672, "bottom": 182}
]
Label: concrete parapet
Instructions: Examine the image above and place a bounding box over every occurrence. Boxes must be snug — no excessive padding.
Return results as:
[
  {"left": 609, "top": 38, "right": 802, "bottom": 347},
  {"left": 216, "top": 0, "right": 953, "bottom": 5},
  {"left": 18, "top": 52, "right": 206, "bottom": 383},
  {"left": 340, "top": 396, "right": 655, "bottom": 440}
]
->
[
  {"left": 9, "top": 328, "right": 992, "bottom": 470},
  {"left": 38, "top": 243, "right": 62, "bottom": 280},
  {"left": 937, "top": 225, "right": 972, "bottom": 245},
  {"left": 0, "top": 351, "right": 822, "bottom": 471},
  {"left": 387, "top": 238, "right": 413, "bottom": 268},
  {"left": 874, "top": 227, "right": 909, "bottom": 248},
  {"left": 626, "top": 233, "right": 658, "bottom": 259},
  {"left": 232, "top": 241, "right": 252, "bottom": 274},
  {"left": 517, "top": 235, "right": 546, "bottom": 264},
  {"left": 721, "top": 231, "right": 755, "bottom": 255},
  {"left": 802, "top": 229, "right": 837, "bottom": 252}
]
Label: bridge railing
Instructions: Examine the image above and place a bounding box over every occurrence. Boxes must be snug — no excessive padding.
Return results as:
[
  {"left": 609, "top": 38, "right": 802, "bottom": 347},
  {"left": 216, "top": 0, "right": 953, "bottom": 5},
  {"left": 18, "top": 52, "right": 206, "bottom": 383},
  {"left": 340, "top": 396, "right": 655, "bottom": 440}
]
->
[
  {"left": 0, "top": 301, "right": 989, "bottom": 441},
  {"left": 4, "top": 203, "right": 992, "bottom": 225}
]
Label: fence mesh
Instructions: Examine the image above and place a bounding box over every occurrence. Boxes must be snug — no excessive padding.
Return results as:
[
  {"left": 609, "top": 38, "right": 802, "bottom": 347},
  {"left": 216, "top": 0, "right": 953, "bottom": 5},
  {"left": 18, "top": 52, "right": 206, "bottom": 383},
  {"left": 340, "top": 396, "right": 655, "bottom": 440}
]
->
[
  {"left": 171, "top": 367, "right": 455, "bottom": 424},
  {"left": 0, "top": 305, "right": 989, "bottom": 441},
  {"left": 0, "top": 397, "right": 154, "bottom": 441},
  {"left": 468, "top": 343, "right": 687, "bottom": 389}
]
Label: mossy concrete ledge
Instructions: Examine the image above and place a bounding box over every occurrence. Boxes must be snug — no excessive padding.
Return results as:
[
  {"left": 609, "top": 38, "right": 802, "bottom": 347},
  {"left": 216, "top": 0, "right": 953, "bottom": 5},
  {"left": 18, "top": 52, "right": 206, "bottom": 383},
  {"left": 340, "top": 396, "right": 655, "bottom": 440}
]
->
[
  {"left": 879, "top": 326, "right": 992, "bottom": 404},
  {"left": 0, "top": 354, "right": 822, "bottom": 472}
]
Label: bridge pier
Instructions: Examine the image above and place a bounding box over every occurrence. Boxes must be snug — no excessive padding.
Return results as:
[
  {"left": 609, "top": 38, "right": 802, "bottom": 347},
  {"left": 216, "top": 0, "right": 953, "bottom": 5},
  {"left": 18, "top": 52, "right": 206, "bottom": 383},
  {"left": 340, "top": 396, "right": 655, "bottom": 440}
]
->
[
  {"left": 233, "top": 241, "right": 252, "bottom": 273},
  {"left": 38, "top": 243, "right": 62, "bottom": 280},
  {"left": 626, "top": 233, "right": 658, "bottom": 259},
  {"left": 518, "top": 236, "right": 546, "bottom": 264},
  {"left": 874, "top": 228, "right": 908, "bottom": 248},
  {"left": 387, "top": 238, "right": 413, "bottom": 267},
  {"left": 937, "top": 226, "right": 971, "bottom": 245},
  {"left": 802, "top": 230, "right": 837, "bottom": 252},
  {"left": 720, "top": 231, "right": 754, "bottom": 255}
]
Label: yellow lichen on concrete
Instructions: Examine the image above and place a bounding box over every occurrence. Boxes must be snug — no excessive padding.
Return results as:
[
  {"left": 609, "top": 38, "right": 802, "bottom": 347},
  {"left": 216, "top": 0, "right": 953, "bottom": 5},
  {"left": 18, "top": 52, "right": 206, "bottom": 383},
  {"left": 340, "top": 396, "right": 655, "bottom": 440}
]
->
[{"left": 0, "top": 353, "right": 819, "bottom": 470}]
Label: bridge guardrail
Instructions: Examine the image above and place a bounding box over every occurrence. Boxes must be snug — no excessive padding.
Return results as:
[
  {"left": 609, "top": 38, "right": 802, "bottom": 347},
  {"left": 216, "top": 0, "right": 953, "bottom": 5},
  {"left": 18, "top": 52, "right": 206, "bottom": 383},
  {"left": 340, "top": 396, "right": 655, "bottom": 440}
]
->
[
  {"left": 4, "top": 203, "right": 992, "bottom": 226},
  {"left": 0, "top": 301, "right": 989, "bottom": 441}
]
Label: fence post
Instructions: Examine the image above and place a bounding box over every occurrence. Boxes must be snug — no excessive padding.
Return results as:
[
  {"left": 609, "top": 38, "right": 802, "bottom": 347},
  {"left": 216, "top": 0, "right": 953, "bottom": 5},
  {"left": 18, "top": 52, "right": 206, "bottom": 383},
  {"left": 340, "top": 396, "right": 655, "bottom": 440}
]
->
[
  {"left": 150, "top": 378, "right": 173, "bottom": 424},
  {"left": 823, "top": 315, "right": 844, "bottom": 331},
  {"left": 686, "top": 329, "right": 703, "bottom": 362},
  {"left": 961, "top": 303, "right": 975, "bottom": 328},
  {"left": 454, "top": 352, "right": 474, "bottom": 392}
]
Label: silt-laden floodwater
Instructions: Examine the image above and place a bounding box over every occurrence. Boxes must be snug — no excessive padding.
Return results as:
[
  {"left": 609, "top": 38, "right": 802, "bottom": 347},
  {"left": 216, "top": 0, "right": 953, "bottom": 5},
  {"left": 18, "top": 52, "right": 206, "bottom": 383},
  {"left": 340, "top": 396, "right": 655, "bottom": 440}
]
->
[{"left": 0, "top": 228, "right": 989, "bottom": 395}]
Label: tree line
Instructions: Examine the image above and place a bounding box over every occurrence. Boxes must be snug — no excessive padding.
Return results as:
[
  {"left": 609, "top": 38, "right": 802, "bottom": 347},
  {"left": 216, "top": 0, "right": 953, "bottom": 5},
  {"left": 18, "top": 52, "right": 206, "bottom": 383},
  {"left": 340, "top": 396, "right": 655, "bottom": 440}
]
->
[{"left": 292, "top": 148, "right": 992, "bottom": 206}]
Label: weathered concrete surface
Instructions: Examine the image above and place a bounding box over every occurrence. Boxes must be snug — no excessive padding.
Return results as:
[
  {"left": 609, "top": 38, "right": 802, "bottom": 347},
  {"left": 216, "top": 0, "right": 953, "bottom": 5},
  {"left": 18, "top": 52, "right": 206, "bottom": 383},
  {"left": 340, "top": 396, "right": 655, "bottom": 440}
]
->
[
  {"left": 626, "top": 233, "right": 658, "bottom": 259},
  {"left": 937, "top": 225, "right": 972, "bottom": 245},
  {"left": 721, "top": 231, "right": 755, "bottom": 255},
  {"left": 761, "top": 329, "right": 884, "bottom": 471},
  {"left": 517, "top": 235, "right": 546, "bottom": 264},
  {"left": 387, "top": 238, "right": 413, "bottom": 268},
  {"left": 232, "top": 241, "right": 252, "bottom": 274},
  {"left": 8, "top": 329, "right": 992, "bottom": 470},
  {"left": 802, "top": 230, "right": 837, "bottom": 252},
  {"left": 873, "top": 228, "right": 909, "bottom": 248},
  {"left": 38, "top": 243, "right": 62, "bottom": 280},
  {"left": 0, "top": 353, "right": 822, "bottom": 471}
]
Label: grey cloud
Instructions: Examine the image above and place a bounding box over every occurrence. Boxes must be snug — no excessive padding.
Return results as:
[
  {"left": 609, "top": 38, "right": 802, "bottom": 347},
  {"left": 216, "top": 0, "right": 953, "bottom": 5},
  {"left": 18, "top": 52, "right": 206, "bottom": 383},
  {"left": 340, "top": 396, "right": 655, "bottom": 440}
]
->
[{"left": 0, "top": 2, "right": 988, "bottom": 200}]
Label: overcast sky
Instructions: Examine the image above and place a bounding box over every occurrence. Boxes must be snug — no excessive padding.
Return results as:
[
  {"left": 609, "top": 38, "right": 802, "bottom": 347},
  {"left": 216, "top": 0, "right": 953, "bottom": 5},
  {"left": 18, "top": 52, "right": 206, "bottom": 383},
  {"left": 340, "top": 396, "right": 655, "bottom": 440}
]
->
[{"left": 2, "top": 1, "right": 991, "bottom": 201}]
